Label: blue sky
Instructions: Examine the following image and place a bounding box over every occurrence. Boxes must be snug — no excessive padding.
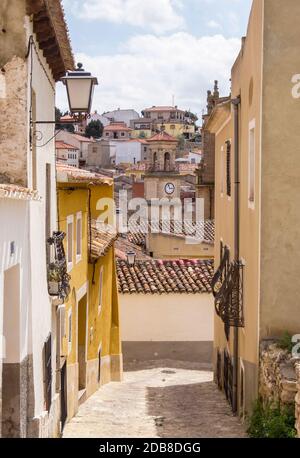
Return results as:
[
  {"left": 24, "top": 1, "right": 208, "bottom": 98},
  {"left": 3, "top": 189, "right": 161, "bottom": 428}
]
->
[{"left": 57, "top": 0, "right": 253, "bottom": 117}]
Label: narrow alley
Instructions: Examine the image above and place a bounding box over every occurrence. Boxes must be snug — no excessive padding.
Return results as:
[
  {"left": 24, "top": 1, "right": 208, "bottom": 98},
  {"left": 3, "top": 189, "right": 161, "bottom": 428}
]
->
[{"left": 63, "top": 361, "right": 247, "bottom": 438}]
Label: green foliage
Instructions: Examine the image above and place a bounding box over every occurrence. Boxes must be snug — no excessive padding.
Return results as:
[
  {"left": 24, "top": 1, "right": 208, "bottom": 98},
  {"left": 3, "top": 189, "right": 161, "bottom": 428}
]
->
[
  {"left": 278, "top": 331, "right": 294, "bottom": 353},
  {"left": 139, "top": 131, "right": 146, "bottom": 139},
  {"left": 177, "top": 134, "right": 185, "bottom": 150},
  {"left": 247, "top": 400, "right": 296, "bottom": 438},
  {"left": 85, "top": 120, "right": 103, "bottom": 139},
  {"left": 55, "top": 107, "right": 74, "bottom": 133}
]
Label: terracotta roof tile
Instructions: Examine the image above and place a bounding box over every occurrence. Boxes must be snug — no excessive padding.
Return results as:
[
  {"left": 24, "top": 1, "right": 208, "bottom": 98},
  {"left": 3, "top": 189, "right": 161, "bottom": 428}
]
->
[
  {"left": 117, "top": 259, "right": 214, "bottom": 295},
  {"left": 89, "top": 222, "right": 118, "bottom": 262},
  {"left": 104, "top": 122, "right": 132, "bottom": 132},
  {"left": 0, "top": 184, "right": 41, "bottom": 201},
  {"left": 147, "top": 131, "right": 178, "bottom": 143},
  {"left": 56, "top": 163, "right": 113, "bottom": 185},
  {"left": 55, "top": 141, "right": 79, "bottom": 150}
]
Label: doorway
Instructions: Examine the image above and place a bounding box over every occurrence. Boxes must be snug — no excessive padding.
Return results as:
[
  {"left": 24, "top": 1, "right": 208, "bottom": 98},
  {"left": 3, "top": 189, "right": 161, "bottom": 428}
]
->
[{"left": 77, "top": 294, "right": 87, "bottom": 392}]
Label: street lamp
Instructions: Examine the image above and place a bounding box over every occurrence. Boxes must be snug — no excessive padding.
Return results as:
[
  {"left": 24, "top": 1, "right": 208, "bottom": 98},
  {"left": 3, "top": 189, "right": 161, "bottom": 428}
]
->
[
  {"left": 61, "top": 63, "right": 98, "bottom": 120},
  {"left": 126, "top": 251, "right": 136, "bottom": 267}
]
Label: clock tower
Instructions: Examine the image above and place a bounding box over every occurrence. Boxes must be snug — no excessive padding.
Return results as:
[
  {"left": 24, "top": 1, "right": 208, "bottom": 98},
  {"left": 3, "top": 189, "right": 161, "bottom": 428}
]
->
[{"left": 144, "top": 130, "right": 181, "bottom": 204}]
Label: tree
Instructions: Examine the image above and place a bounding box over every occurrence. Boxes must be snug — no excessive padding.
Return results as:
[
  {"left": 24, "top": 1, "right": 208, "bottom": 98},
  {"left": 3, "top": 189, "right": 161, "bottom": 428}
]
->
[
  {"left": 177, "top": 134, "right": 185, "bottom": 150},
  {"left": 55, "top": 107, "right": 75, "bottom": 133},
  {"left": 85, "top": 120, "right": 103, "bottom": 139}
]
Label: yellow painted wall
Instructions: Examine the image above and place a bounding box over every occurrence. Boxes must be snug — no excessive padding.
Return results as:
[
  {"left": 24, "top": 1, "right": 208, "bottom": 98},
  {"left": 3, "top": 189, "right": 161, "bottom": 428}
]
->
[
  {"left": 57, "top": 181, "right": 122, "bottom": 388},
  {"left": 131, "top": 129, "right": 152, "bottom": 139}
]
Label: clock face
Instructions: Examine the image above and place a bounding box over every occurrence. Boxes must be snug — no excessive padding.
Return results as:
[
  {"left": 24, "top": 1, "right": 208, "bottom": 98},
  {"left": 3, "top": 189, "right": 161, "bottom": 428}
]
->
[{"left": 165, "top": 182, "right": 175, "bottom": 195}]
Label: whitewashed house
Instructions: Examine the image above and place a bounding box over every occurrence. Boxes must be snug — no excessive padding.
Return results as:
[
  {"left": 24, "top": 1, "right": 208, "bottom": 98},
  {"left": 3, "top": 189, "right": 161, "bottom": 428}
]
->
[{"left": 0, "top": 0, "right": 74, "bottom": 437}]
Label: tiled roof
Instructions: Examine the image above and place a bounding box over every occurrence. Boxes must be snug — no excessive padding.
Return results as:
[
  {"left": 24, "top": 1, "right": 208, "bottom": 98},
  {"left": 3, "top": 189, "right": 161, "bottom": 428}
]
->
[
  {"left": 144, "top": 106, "right": 185, "bottom": 113},
  {"left": 115, "top": 235, "right": 152, "bottom": 262},
  {"left": 117, "top": 259, "right": 214, "bottom": 295},
  {"left": 55, "top": 141, "right": 79, "bottom": 150},
  {"left": 147, "top": 131, "right": 178, "bottom": 143},
  {"left": 73, "top": 134, "right": 95, "bottom": 143},
  {"left": 0, "top": 184, "right": 41, "bottom": 201},
  {"left": 89, "top": 222, "right": 118, "bottom": 261},
  {"left": 104, "top": 122, "right": 132, "bottom": 132},
  {"left": 56, "top": 163, "right": 113, "bottom": 185},
  {"left": 128, "top": 220, "right": 215, "bottom": 245}
]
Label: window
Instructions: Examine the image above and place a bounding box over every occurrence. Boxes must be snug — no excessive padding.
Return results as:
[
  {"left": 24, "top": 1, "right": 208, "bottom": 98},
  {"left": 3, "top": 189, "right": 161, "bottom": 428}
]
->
[
  {"left": 248, "top": 120, "right": 255, "bottom": 208},
  {"left": 76, "top": 212, "right": 82, "bottom": 263},
  {"left": 98, "top": 266, "right": 104, "bottom": 314},
  {"left": 121, "top": 132, "right": 125, "bottom": 137},
  {"left": 45, "top": 163, "right": 51, "bottom": 263},
  {"left": 226, "top": 141, "right": 231, "bottom": 197},
  {"left": 67, "top": 215, "right": 74, "bottom": 272},
  {"left": 220, "top": 146, "right": 224, "bottom": 195},
  {"left": 68, "top": 310, "right": 72, "bottom": 354}
]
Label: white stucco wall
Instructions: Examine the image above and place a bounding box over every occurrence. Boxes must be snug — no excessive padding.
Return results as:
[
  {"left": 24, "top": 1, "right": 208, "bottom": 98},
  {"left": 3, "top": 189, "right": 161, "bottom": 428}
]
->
[
  {"left": 120, "top": 293, "right": 214, "bottom": 342},
  {"left": 111, "top": 141, "right": 142, "bottom": 165},
  {"left": 26, "top": 21, "right": 58, "bottom": 419},
  {"left": 0, "top": 199, "right": 33, "bottom": 364}
]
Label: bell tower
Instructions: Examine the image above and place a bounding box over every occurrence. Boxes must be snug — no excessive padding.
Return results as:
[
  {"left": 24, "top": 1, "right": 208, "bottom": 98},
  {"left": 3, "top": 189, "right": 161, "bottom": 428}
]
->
[{"left": 144, "top": 130, "right": 181, "bottom": 203}]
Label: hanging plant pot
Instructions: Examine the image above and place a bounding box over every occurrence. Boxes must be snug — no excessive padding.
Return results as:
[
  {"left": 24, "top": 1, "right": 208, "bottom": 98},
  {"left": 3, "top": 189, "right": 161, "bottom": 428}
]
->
[{"left": 48, "top": 281, "right": 60, "bottom": 296}]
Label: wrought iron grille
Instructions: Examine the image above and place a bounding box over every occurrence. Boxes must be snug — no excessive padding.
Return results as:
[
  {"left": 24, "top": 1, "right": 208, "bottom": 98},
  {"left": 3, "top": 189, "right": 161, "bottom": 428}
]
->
[
  {"left": 212, "top": 245, "right": 230, "bottom": 297},
  {"left": 212, "top": 245, "right": 244, "bottom": 328},
  {"left": 223, "top": 350, "right": 233, "bottom": 408},
  {"left": 47, "top": 231, "right": 71, "bottom": 301},
  {"left": 215, "top": 260, "right": 244, "bottom": 328}
]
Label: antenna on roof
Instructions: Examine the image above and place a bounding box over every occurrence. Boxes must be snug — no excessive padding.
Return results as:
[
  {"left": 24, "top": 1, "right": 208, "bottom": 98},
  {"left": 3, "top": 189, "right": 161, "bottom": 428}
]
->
[{"left": 172, "top": 94, "right": 175, "bottom": 107}]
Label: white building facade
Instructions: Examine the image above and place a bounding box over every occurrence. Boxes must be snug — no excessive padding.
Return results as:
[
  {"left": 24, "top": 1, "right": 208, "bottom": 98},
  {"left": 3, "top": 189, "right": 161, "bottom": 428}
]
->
[{"left": 0, "top": 0, "right": 74, "bottom": 437}]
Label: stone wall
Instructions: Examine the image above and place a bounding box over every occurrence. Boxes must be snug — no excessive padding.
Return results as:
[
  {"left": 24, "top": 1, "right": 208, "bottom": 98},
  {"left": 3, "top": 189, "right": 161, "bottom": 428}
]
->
[
  {"left": 259, "top": 340, "right": 300, "bottom": 437},
  {"left": 0, "top": 0, "right": 28, "bottom": 185}
]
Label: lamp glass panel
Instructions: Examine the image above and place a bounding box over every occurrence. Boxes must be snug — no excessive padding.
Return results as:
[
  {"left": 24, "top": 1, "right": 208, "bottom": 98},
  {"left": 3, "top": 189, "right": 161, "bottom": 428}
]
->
[{"left": 67, "top": 79, "right": 92, "bottom": 112}]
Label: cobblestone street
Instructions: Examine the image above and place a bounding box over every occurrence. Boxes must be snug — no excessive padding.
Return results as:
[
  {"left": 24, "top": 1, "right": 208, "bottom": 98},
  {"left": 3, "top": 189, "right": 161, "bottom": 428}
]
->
[{"left": 63, "top": 360, "right": 247, "bottom": 438}]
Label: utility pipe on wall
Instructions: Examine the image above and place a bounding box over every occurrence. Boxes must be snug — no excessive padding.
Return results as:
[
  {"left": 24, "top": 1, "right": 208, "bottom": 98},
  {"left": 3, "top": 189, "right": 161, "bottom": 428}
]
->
[{"left": 231, "top": 95, "right": 241, "bottom": 414}]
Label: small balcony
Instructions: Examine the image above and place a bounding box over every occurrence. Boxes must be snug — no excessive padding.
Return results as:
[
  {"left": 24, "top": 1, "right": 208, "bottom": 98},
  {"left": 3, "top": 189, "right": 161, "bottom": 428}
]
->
[
  {"left": 212, "top": 246, "right": 244, "bottom": 328},
  {"left": 47, "top": 232, "right": 71, "bottom": 301}
]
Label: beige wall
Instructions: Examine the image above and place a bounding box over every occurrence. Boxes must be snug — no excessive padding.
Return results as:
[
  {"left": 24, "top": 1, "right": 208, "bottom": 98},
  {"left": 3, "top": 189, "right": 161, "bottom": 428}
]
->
[
  {"left": 120, "top": 293, "right": 214, "bottom": 342},
  {"left": 259, "top": 0, "right": 300, "bottom": 337},
  {"left": 147, "top": 232, "right": 214, "bottom": 259},
  {"left": 212, "top": 0, "right": 300, "bottom": 415}
]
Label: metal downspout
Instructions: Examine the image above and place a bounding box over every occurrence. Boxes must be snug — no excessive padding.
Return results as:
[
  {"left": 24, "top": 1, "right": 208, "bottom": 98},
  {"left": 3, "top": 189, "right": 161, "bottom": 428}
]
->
[{"left": 232, "top": 96, "right": 241, "bottom": 414}]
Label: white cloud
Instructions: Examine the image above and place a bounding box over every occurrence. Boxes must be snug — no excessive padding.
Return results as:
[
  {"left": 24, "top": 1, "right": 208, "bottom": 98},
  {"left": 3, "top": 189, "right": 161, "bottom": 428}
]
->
[
  {"left": 207, "top": 20, "right": 222, "bottom": 29},
  {"left": 56, "top": 32, "right": 241, "bottom": 117},
  {"left": 68, "top": 0, "right": 185, "bottom": 34}
]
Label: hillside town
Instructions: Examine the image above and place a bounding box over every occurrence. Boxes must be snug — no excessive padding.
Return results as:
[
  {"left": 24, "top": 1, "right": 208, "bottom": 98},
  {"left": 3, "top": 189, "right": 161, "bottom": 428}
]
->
[{"left": 1, "top": 0, "right": 300, "bottom": 445}]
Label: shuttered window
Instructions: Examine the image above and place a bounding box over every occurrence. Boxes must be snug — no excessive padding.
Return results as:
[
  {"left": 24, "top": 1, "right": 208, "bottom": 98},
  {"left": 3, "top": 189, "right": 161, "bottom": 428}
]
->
[{"left": 226, "top": 141, "right": 231, "bottom": 197}]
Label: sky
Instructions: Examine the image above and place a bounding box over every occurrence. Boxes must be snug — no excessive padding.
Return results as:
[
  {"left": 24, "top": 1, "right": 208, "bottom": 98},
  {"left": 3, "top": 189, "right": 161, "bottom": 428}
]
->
[{"left": 56, "top": 0, "right": 253, "bottom": 119}]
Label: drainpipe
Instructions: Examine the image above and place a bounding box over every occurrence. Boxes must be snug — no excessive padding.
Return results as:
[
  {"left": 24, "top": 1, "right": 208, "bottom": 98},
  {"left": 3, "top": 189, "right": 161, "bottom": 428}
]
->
[{"left": 231, "top": 95, "right": 241, "bottom": 414}]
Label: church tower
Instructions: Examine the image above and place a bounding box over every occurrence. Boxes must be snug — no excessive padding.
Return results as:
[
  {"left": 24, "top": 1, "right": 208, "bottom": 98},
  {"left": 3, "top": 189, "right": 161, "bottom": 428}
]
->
[{"left": 144, "top": 130, "right": 181, "bottom": 203}]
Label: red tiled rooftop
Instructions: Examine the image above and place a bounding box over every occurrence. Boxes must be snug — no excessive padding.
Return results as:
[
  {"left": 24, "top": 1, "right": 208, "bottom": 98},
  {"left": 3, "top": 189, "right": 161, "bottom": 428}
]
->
[
  {"left": 147, "top": 131, "right": 178, "bottom": 143},
  {"left": 117, "top": 259, "right": 214, "bottom": 295},
  {"left": 104, "top": 122, "right": 132, "bottom": 132},
  {"left": 56, "top": 163, "right": 113, "bottom": 185},
  {"left": 55, "top": 140, "right": 79, "bottom": 150}
]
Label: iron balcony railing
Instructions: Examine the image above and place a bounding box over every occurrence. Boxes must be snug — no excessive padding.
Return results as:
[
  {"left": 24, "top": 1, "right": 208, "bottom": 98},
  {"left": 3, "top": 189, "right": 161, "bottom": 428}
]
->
[
  {"left": 47, "top": 231, "right": 71, "bottom": 301},
  {"left": 212, "top": 247, "right": 244, "bottom": 328}
]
